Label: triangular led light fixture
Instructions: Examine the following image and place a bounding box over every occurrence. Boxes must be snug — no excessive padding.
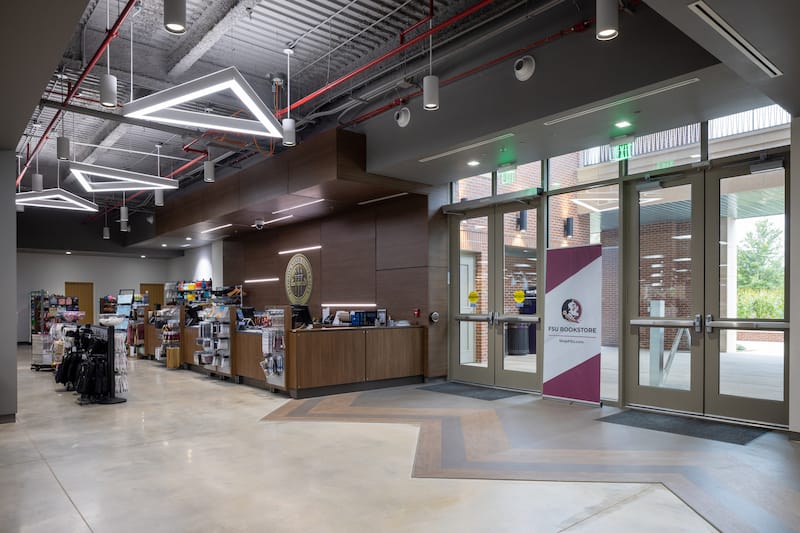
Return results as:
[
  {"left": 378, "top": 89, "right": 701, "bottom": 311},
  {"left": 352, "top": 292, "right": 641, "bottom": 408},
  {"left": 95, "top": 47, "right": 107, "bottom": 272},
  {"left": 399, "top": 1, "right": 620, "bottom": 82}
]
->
[
  {"left": 69, "top": 162, "right": 179, "bottom": 193},
  {"left": 124, "top": 67, "right": 283, "bottom": 138},
  {"left": 15, "top": 188, "right": 99, "bottom": 212}
]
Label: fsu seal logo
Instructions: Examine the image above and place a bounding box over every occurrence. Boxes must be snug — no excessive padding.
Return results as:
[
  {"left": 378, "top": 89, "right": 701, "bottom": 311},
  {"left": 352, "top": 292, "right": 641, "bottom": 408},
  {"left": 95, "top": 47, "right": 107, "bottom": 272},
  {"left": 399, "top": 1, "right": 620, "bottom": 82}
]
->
[
  {"left": 561, "top": 298, "right": 582, "bottom": 323},
  {"left": 285, "top": 254, "right": 313, "bottom": 305}
]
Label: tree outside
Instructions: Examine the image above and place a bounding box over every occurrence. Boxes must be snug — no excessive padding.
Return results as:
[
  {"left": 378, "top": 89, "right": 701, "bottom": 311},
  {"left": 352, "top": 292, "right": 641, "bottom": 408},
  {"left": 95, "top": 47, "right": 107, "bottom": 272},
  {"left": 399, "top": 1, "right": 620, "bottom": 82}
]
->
[{"left": 737, "top": 219, "right": 784, "bottom": 318}]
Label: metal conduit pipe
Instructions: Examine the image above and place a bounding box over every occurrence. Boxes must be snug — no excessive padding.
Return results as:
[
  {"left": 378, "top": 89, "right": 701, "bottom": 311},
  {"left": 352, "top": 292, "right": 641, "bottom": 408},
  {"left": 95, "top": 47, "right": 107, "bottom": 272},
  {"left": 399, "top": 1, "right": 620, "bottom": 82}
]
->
[{"left": 15, "top": 0, "right": 140, "bottom": 187}]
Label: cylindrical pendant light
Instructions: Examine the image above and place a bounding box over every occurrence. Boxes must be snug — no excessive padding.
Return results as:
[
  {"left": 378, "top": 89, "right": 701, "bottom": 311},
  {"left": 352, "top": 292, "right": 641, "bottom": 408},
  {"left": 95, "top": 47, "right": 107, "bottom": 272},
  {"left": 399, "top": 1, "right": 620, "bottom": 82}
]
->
[
  {"left": 596, "top": 0, "right": 619, "bottom": 41},
  {"left": 423, "top": 75, "right": 439, "bottom": 110},
  {"left": 120, "top": 205, "right": 128, "bottom": 223},
  {"left": 282, "top": 48, "right": 296, "bottom": 147},
  {"left": 282, "top": 118, "right": 296, "bottom": 147},
  {"left": 32, "top": 173, "right": 43, "bottom": 192},
  {"left": 164, "top": 0, "right": 187, "bottom": 34},
  {"left": 154, "top": 188, "right": 164, "bottom": 206},
  {"left": 100, "top": 73, "right": 117, "bottom": 107},
  {"left": 103, "top": 225, "right": 111, "bottom": 240},
  {"left": 56, "top": 136, "right": 70, "bottom": 160},
  {"left": 203, "top": 159, "right": 215, "bottom": 182}
]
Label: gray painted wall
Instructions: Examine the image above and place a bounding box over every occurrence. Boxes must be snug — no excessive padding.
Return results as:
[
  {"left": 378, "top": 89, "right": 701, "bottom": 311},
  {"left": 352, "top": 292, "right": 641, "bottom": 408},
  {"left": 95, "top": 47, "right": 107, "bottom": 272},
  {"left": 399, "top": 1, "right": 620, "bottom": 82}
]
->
[{"left": 2, "top": 151, "right": 18, "bottom": 418}]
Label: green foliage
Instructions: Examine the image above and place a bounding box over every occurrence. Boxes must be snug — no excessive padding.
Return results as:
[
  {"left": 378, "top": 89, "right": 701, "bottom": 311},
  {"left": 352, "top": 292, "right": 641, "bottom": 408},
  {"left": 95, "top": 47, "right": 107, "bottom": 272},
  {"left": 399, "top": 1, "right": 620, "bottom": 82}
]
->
[
  {"left": 736, "top": 287, "right": 784, "bottom": 319},
  {"left": 737, "top": 219, "right": 784, "bottom": 290}
]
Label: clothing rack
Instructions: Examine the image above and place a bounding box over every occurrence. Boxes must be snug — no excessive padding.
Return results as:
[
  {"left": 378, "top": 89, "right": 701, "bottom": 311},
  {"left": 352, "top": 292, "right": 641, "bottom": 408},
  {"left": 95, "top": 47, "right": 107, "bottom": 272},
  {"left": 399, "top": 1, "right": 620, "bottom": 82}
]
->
[{"left": 91, "top": 325, "right": 126, "bottom": 405}]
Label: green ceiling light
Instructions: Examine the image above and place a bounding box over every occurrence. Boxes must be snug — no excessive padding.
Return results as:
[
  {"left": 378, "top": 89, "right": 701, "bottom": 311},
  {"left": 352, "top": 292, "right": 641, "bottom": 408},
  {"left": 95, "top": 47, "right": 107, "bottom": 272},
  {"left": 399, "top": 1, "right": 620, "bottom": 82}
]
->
[{"left": 615, "top": 120, "right": 632, "bottom": 128}]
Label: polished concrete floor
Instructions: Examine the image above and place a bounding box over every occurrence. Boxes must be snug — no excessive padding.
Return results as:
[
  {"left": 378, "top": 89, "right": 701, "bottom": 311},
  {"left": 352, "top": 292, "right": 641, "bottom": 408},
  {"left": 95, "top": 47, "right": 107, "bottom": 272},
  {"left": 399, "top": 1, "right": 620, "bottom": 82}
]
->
[{"left": 2, "top": 346, "right": 795, "bottom": 532}]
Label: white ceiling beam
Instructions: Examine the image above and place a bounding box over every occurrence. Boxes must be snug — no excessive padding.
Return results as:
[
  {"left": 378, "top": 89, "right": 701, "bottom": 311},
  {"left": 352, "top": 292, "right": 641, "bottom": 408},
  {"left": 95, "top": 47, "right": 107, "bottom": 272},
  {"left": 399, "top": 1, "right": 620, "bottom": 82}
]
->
[{"left": 167, "top": 0, "right": 260, "bottom": 79}]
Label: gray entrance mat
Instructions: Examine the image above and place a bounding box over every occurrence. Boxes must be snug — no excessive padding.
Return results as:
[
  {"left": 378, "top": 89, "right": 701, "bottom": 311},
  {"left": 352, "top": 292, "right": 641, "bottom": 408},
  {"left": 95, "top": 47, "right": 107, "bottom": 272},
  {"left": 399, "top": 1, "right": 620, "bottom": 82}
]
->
[
  {"left": 419, "top": 382, "right": 526, "bottom": 401},
  {"left": 598, "top": 410, "right": 768, "bottom": 445}
]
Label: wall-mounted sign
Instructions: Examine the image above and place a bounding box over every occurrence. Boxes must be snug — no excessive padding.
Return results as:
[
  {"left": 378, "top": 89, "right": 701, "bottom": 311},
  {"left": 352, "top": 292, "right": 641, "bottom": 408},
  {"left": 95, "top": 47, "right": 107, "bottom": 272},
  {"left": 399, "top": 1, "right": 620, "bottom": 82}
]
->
[
  {"left": 612, "top": 143, "right": 632, "bottom": 161},
  {"left": 467, "top": 291, "right": 479, "bottom": 304},
  {"left": 513, "top": 290, "right": 526, "bottom": 304},
  {"left": 285, "top": 253, "right": 313, "bottom": 305}
]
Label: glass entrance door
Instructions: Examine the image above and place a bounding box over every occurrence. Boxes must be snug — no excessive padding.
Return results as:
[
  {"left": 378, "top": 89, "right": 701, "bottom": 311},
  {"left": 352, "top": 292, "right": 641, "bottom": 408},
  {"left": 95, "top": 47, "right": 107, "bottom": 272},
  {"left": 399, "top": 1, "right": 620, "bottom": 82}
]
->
[
  {"left": 451, "top": 202, "right": 542, "bottom": 390},
  {"left": 625, "top": 157, "right": 789, "bottom": 425}
]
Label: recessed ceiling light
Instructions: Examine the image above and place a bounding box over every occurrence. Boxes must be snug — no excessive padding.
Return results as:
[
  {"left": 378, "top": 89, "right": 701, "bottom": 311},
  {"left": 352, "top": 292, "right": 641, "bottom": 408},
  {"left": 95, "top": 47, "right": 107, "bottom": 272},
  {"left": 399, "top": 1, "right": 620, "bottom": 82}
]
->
[
  {"left": 467, "top": 160, "right": 480, "bottom": 167},
  {"left": 65, "top": 251, "right": 72, "bottom": 255},
  {"left": 185, "top": 237, "right": 192, "bottom": 241},
  {"left": 615, "top": 120, "right": 632, "bottom": 128},
  {"left": 141, "top": 255, "right": 146, "bottom": 258},
  {"left": 161, "top": 243, "right": 167, "bottom": 247}
]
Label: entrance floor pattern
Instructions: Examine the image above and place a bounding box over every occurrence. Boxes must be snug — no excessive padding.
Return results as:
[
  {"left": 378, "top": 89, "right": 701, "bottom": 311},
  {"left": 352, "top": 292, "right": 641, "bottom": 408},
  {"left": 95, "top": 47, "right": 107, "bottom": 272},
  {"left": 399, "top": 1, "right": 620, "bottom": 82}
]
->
[{"left": 1, "top": 347, "right": 797, "bottom": 532}]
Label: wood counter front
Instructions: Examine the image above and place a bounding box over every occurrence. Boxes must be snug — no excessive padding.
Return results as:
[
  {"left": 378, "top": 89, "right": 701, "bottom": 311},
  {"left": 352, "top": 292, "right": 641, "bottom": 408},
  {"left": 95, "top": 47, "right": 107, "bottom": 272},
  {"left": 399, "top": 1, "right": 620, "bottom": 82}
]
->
[
  {"left": 287, "top": 326, "right": 424, "bottom": 397},
  {"left": 182, "top": 326, "right": 199, "bottom": 365},
  {"left": 235, "top": 331, "right": 267, "bottom": 382}
]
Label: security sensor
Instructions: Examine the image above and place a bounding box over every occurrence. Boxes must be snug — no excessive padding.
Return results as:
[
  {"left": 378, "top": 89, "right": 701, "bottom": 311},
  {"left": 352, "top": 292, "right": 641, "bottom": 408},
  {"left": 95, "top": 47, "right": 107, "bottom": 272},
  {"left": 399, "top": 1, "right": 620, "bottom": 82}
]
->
[
  {"left": 394, "top": 107, "right": 411, "bottom": 128},
  {"left": 514, "top": 55, "right": 535, "bottom": 82},
  {"left": 254, "top": 218, "right": 265, "bottom": 230}
]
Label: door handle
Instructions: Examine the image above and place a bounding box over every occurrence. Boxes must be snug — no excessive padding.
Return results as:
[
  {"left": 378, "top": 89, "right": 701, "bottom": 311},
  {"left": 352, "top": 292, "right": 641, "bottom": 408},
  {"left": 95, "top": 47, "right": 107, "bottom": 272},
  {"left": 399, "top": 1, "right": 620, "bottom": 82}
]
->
[
  {"left": 694, "top": 314, "right": 703, "bottom": 333},
  {"left": 705, "top": 314, "right": 713, "bottom": 334}
]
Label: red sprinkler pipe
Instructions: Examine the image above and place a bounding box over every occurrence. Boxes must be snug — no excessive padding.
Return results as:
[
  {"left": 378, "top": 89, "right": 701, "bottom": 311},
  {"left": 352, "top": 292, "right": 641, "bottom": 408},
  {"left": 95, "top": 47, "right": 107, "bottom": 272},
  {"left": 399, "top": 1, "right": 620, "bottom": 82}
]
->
[
  {"left": 276, "top": 0, "right": 495, "bottom": 117},
  {"left": 400, "top": 0, "right": 434, "bottom": 44},
  {"left": 16, "top": 0, "right": 140, "bottom": 187}
]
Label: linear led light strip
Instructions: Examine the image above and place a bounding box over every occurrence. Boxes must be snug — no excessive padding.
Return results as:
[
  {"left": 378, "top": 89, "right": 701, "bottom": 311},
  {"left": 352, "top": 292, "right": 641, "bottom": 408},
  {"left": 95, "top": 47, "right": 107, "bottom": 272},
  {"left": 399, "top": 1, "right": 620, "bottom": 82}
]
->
[
  {"left": 542, "top": 78, "right": 701, "bottom": 126},
  {"left": 322, "top": 303, "right": 376, "bottom": 307},
  {"left": 278, "top": 245, "right": 321, "bottom": 255},
  {"left": 15, "top": 189, "right": 98, "bottom": 212},
  {"left": 200, "top": 223, "right": 232, "bottom": 234},
  {"left": 69, "top": 162, "right": 179, "bottom": 192},
  {"left": 418, "top": 133, "right": 515, "bottom": 163},
  {"left": 251, "top": 215, "right": 293, "bottom": 227},
  {"left": 124, "top": 67, "right": 284, "bottom": 138},
  {"left": 688, "top": 1, "right": 782, "bottom": 78},
  {"left": 244, "top": 278, "right": 279, "bottom": 283},
  {"left": 357, "top": 192, "right": 409, "bottom": 206},
  {"left": 272, "top": 198, "right": 325, "bottom": 214}
]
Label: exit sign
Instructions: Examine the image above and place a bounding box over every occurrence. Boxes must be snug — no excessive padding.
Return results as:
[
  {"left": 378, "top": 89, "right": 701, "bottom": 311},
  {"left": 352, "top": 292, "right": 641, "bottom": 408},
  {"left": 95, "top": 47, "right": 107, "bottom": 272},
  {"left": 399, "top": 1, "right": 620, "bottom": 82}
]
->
[
  {"left": 612, "top": 143, "right": 632, "bottom": 161},
  {"left": 498, "top": 168, "right": 516, "bottom": 185}
]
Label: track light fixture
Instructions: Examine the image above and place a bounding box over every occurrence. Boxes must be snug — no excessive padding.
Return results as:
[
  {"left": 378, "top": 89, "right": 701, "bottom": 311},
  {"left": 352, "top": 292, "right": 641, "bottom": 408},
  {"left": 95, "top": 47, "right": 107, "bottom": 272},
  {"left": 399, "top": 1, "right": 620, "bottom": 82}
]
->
[
  {"left": 164, "top": 0, "right": 186, "bottom": 34},
  {"left": 282, "top": 47, "right": 296, "bottom": 146},
  {"left": 596, "top": 0, "right": 619, "bottom": 41},
  {"left": 423, "top": 21, "right": 439, "bottom": 110}
]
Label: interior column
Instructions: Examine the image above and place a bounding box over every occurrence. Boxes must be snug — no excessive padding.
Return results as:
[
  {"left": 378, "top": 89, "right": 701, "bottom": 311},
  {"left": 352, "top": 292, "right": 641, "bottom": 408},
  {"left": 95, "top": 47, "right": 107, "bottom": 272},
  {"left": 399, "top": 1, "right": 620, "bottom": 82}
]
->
[
  {"left": 790, "top": 117, "right": 799, "bottom": 434},
  {"left": 1, "top": 151, "right": 18, "bottom": 422}
]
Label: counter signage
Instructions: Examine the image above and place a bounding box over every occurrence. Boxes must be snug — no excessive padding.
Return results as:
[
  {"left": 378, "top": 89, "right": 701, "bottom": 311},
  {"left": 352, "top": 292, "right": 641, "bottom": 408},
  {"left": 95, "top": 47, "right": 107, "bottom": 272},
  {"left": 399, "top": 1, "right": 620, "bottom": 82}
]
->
[{"left": 285, "top": 253, "right": 313, "bottom": 305}]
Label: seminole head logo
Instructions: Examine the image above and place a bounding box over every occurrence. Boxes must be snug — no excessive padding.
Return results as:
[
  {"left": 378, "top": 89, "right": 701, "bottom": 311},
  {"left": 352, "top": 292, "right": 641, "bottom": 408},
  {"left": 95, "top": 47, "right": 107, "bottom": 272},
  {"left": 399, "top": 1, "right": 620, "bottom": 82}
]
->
[
  {"left": 561, "top": 299, "right": 582, "bottom": 323},
  {"left": 285, "top": 254, "right": 313, "bottom": 305}
]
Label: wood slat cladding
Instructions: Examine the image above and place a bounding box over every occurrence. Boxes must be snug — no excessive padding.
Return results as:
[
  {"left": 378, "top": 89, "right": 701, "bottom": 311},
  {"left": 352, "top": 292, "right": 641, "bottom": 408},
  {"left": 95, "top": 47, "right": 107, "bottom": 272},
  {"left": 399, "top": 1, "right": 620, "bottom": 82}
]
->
[
  {"left": 320, "top": 209, "right": 376, "bottom": 304},
  {"left": 376, "top": 193, "right": 428, "bottom": 270}
]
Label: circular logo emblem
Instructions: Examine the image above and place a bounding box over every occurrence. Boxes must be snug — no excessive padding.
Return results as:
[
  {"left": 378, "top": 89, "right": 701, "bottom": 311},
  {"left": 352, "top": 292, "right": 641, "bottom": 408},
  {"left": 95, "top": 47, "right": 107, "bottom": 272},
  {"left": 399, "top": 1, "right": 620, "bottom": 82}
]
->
[
  {"left": 561, "top": 299, "right": 582, "bottom": 323},
  {"left": 285, "top": 254, "right": 313, "bottom": 305}
]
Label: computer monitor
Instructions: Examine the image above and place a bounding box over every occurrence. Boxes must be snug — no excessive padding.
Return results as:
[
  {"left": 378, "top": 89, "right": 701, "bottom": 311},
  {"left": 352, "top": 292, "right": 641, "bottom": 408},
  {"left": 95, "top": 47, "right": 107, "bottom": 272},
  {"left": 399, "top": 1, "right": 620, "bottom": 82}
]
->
[{"left": 291, "top": 305, "right": 313, "bottom": 328}]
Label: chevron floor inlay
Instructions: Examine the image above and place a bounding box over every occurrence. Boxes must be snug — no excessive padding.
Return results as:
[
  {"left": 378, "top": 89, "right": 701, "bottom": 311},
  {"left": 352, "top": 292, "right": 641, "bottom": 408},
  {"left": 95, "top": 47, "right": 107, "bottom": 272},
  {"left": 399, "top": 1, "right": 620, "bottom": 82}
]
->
[{"left": 265, "top": 385, "right": 800, "bottom": 533}]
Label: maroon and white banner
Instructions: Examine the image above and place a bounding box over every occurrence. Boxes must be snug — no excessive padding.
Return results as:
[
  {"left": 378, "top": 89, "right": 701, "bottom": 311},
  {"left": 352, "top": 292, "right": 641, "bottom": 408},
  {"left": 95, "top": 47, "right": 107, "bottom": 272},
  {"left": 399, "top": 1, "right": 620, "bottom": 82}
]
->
[{"left": 543, "top": 244, "right": 602, "bottom": 404}]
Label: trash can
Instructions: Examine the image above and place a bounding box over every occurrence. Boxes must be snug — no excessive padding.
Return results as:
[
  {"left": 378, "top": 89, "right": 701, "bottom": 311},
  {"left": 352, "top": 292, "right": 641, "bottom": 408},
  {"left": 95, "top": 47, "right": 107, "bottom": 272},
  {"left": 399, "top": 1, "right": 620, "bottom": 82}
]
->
[{"left": 506, "top": 323, "right": 529, "bottom": 355}]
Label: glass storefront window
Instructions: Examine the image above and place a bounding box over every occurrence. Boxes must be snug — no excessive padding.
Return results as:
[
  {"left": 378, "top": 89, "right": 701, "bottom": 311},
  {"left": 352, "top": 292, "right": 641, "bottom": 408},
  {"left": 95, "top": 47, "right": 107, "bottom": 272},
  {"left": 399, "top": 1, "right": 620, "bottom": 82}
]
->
[
  {"left": 549, "top": 147, "right": 618, "bottom": 191},
  {"left": 496, "top": 161, "right": 542, "bottom": 195},
  {"left": 454, "top": 173, "right": 492, "bottom": 202},
  {"left": 627, "top": 124, "right": 701, "bottom": 175},
  {"left": 548, "top": 185, "right": 620, "bottom": 401},
  {"left": 709, "top": 104, "right": 790, "bottom": 159}
]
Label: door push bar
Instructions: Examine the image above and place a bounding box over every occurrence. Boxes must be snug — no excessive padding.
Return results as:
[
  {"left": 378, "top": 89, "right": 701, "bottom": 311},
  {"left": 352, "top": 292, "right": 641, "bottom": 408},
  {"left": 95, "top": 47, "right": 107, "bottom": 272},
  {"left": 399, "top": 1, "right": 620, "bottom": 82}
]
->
[
  {"left": 704, "top": 315, "right": 789, "bottom": 334},
  {"left": 454, "top": 313, "right": 540, "bottom": 325},
  {"left": 629, "top": 315, "right": 704, "bottom": 333}
]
